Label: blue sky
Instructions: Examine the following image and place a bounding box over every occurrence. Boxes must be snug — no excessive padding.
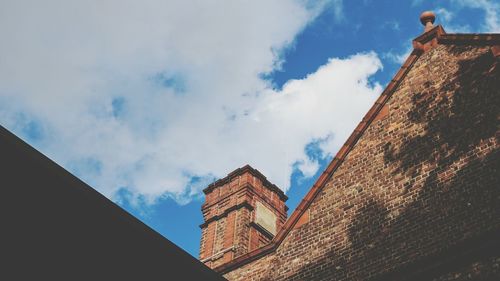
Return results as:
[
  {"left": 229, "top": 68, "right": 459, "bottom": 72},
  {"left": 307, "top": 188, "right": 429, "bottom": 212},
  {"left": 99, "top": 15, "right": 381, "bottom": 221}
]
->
[{"left": 0, "top": 0, "right": 498, "bottom": 257}]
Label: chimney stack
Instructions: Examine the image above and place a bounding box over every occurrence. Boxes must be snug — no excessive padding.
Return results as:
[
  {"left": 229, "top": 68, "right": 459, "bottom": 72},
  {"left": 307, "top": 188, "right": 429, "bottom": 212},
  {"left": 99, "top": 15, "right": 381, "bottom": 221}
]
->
[{"left": 199, "top": 165, "right": 288, "bottom": 269}]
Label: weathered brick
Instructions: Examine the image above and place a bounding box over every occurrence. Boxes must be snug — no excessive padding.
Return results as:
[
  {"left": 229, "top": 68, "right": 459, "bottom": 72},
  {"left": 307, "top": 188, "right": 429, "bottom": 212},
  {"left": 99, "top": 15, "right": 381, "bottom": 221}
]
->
[
  {"left": 200, "top": 165, "right": 288, "bottom": 267},
  {"left": 216, "top": 34, "right": 500, "bottom": 281}
]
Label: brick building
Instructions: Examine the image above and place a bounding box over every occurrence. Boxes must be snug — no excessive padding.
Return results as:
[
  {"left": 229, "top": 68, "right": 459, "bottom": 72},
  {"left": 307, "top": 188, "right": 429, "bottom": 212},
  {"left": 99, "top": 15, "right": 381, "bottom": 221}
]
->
[{"left": 199, "top": 12, "right": 500, "bottom": 280}]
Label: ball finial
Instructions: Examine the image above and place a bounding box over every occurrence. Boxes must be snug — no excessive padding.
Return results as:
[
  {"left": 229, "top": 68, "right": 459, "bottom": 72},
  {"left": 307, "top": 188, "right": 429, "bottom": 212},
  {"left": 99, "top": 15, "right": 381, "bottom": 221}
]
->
[{"left": 420, "top": 11, "right": 436, "bottom": 32}]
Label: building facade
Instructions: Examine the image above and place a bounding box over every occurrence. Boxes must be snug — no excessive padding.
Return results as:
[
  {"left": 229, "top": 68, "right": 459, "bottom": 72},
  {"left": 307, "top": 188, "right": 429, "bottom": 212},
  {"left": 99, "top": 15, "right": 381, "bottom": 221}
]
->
[{"left": 199, "top": 12, "right": 500, "bottom": 281}]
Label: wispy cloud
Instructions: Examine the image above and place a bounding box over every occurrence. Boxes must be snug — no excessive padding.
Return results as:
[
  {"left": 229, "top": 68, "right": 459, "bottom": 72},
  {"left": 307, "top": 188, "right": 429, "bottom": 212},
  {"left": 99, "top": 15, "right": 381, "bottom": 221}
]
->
[
  {"left": 382, "top": 0, "right": 498, "bottom": 69},
  {"left": 435, "top": 7, "right": 472, "bottom": 33},
  {"left": 383, "top": 44, "right": 412, "bottom": 65},
  {"left": 436, "top": 7, "right": 454, "bottom": 22},
  {"left": 331, "top": 0, "right": 345, "bottom": 22},
  {"left": 320, "top": 0, "right": 345, "bottom": 23},
  {"left": 408, "top": 0, "right": 499, "bottom": 32},
  {"left": 0, "top": 0, "right": 382, "bottom": 206},
  {"left": 451, "top": 0, "right": 500, "bottom": 32},
  {"left": 382, "top": 20, "right": 401, "bottom": 31},
  {"left": 411, "top": 0, "right": 425, "bottom": 7}
]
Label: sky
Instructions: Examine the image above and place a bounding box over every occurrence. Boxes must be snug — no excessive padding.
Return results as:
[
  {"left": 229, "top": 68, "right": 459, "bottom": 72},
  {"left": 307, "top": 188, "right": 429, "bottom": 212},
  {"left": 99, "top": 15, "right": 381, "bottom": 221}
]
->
[{"left": 0, "top": 0, "right": 498, "bottom": 257}]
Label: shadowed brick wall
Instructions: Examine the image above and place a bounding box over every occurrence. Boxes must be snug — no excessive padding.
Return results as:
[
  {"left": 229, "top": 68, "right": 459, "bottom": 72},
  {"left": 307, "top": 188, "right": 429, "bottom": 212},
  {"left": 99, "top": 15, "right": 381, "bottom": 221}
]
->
[{"left": 222, "top": 43, "right": 500, "bottom": 280}]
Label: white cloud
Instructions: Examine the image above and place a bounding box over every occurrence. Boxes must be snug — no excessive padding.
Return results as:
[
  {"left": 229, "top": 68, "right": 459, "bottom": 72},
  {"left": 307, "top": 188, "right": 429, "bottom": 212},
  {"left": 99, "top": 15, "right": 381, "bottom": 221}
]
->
[
  {"left": 0, "top": 0, "right": 382, "bottom": 206},
  {"left": 383, "top": 44, "right": 412, "bottom": 65},
  {"left": 382, "top": 21, "right": 401, "bottom": 31},
  {"left": 412, "top": 1, "right": 499, "bottom": 33},
  {"left": 435, "top": 7, "right": 472, "bottom": 33},
  {"left": 451, "top": 0, "right": 500, "bottom": 32},
  {"left": 383, "top": 1, "right": 498, "bottom": 69},
  {"left": 436, "top": 7, "right": 454, "bottom": 22},
  {"left": 329, "top": 0, "right": 345, "bottom": 22}
]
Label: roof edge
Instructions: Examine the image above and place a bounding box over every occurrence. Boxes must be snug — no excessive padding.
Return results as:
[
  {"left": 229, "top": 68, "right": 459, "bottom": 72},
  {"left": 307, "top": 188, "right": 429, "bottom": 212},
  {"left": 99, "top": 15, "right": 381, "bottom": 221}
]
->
[
  {"left": 438, "top": 33, "right": 500, "bottom": 44},
  {"left": 214, "top": 47, "right": 424, "bottom": 276},
  {"left": 213, "top": 28, "right": 500, "bottom": 275}
]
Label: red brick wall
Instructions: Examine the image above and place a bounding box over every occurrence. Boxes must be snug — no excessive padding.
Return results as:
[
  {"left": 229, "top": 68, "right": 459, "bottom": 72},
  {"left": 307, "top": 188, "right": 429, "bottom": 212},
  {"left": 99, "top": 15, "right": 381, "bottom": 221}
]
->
[
  {"left": 223, "top": 44, "right": 500, "bottom": 280},
  {"left": 200, "top": 169, "right": 288, "bottom": 268}
]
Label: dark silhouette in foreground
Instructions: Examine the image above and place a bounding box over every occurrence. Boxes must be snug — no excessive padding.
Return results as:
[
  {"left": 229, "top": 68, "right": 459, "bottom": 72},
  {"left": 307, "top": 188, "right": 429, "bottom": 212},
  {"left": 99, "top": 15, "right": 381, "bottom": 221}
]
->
[{"left": 0, "top": 125, "right": 226, "bottom": 280}]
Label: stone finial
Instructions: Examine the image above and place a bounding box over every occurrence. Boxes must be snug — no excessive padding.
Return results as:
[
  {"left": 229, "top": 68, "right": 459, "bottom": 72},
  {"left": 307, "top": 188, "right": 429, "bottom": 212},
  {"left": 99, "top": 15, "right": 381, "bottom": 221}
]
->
[{"left": 420, "top": 11, "right": 436, "bottom": 32}]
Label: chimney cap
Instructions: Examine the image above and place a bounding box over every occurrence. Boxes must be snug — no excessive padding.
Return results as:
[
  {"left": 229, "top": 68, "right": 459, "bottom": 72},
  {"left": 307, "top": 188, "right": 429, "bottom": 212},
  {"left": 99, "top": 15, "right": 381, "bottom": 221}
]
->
[{"left": 420, "top": 11, "right": 436, "bottom": 31}]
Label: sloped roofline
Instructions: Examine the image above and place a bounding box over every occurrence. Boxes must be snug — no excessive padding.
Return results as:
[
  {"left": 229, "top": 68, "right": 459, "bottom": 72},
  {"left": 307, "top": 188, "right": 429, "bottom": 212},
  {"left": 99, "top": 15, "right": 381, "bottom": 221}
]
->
[{"left": 214, "top": 26, "right": 500, "bottom": 274}]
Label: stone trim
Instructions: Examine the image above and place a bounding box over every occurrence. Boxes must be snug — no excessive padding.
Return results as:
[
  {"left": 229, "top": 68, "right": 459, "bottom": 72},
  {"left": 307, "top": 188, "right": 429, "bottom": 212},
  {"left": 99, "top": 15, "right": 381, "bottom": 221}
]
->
[
  {"left": 200, "top": 202, "right": 253, "bottom": 228},
  {"left": 200, "top": 245, "right": 237, "bottom": 263},
  {"left": 201, "top": 183, "right": 287, "bottom": 222},
  {"left": 203, "top": 165, "right": 288, "bottom": 201},
  {"left": 249, "top": 222, "right": 275, "bottom": 240}
]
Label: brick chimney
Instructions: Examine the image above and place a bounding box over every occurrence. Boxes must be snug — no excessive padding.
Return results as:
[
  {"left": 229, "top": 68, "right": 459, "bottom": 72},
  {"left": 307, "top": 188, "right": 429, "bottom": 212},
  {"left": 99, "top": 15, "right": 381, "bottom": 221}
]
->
[{"left": 199, "top": 165, "right": 288, "bottom": 268}]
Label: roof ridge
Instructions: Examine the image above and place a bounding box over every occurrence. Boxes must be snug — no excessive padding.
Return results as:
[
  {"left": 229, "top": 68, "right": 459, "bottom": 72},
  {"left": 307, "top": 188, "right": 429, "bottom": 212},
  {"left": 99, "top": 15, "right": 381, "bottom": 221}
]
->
[
  {"left": 213, "top": 28, "right": 500, "bottom": 274},
  {"left": 438, "top": 33, "right": 500, "bottom": 44},
  {"left": 214, "top": 47, "right": 423, "bottom": 274}
]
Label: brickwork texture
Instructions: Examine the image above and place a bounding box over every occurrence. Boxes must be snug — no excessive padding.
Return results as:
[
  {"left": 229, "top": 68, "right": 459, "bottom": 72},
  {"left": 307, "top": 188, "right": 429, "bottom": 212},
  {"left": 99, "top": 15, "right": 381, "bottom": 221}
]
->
[
  {"left": 218, "top": 41, "right": 500, "bottom": 280},
  {"left": 200, "top": 166, "right": 288, "bottom": 268}
]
